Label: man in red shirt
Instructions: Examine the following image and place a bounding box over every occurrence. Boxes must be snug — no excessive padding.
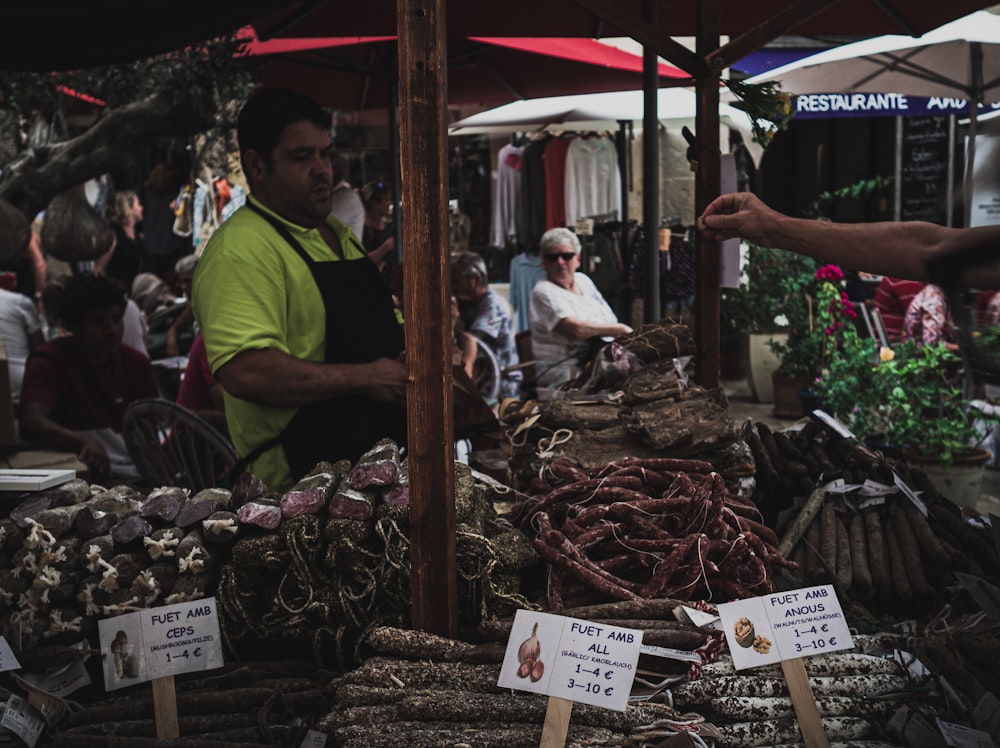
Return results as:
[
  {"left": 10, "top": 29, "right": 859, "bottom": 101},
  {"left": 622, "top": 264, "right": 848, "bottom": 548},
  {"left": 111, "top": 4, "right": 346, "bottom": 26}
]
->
[{"left": 20, "top": 274, "right": 158, "bottom": 484}]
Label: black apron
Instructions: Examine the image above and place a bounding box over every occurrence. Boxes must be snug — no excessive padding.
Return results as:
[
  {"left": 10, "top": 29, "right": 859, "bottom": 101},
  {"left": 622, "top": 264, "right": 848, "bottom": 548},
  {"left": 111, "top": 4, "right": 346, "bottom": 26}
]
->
[{"left": 237, "top": 204, "right": 406, "bottom": 482}]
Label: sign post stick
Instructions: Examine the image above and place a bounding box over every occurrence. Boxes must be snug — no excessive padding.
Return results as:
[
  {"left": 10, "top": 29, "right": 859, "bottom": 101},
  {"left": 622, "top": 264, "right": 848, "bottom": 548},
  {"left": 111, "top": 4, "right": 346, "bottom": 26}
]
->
[
  {"left": 780, "top": 658, "right": 828, "bottom": 748},
  {"left": 539, "top": 696, "right": 573, "bottom": 747},
  {"left": 151, "top": 675, "right": 180, "bottom": 738}
]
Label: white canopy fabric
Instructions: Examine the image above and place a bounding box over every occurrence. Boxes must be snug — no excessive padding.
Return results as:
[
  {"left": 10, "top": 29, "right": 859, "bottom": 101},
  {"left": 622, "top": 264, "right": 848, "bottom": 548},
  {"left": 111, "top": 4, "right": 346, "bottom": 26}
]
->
[
  {"left": 448, "top": 87, "right": 761, "bottom": 163},
  {"left": 743, "top": 10, "right": 1000, "bottom": 104},
  {"left": 743, "top": 9, "right": 1000, "bottom": 222}
]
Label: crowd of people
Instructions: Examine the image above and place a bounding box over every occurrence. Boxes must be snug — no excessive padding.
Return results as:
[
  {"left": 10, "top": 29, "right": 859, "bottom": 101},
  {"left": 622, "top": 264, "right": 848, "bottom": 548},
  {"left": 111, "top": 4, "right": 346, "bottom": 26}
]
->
[{"left": 44, "top": 87, "right": 997, "bottom": 493}]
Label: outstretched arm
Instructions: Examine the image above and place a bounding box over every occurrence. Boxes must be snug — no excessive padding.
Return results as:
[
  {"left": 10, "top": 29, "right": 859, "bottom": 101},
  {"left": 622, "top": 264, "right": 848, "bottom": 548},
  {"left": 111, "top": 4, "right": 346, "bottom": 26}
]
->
[
  {"left": 699, "top": 192, "right": 1000, "bottom": 289},
  {"left": 216, "top": 348, "right": 407, "bottom": 408}
]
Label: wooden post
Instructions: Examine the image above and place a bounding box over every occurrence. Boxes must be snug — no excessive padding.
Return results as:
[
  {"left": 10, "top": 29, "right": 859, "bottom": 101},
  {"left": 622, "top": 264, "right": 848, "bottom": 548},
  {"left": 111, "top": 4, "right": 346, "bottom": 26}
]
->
[
  {"left": 151, "top": 675, "right": 179, "bottom": 738},
  {"left": 781, "top": 658, "right": 830, "bottom": 748},
  {"left": 539, "top": 696, "right": 573, "bottom": 747},
  {"left": 397, "top": 0, "right": 458, "bottom": 637},
  {"left": 694, "top": 0, "right": 722, "bottom": 389}
]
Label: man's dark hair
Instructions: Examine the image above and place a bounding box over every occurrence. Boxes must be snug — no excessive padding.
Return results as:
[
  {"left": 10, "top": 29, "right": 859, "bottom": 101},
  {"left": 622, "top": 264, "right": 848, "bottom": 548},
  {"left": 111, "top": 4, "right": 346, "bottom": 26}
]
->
[
  {"left": 58, "top": 273, "right": 127, "bottom": 327},
  {"left": 237, "top": 87, "right": 332, "bottom": 161}
]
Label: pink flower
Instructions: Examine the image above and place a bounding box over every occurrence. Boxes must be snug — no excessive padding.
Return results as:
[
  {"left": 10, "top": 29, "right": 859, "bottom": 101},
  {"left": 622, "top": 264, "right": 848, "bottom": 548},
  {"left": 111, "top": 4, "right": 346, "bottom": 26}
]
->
[{"left": 815, "top": 264, "right": 844, "bottom": 282}]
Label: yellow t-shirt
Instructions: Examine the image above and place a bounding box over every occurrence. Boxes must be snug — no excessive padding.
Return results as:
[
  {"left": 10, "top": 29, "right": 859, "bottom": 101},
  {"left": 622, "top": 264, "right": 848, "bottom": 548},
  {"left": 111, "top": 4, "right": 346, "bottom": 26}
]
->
[{"left": 192, "top": 195, "right": 367, "bottom": 491}]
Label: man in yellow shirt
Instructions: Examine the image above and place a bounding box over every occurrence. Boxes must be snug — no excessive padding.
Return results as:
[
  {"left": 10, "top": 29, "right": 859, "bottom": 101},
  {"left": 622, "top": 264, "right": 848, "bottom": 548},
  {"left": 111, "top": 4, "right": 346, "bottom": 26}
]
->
[{"left": 193, "top": 88, "right": 406, "bottom": 491}]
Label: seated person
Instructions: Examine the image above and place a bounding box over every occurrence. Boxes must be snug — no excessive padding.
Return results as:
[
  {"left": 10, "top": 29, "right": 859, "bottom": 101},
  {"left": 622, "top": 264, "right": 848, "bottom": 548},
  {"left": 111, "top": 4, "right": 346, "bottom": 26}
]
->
[
  {"left": 903, "top": 283, "right": 957, "bottom": 349},
  {"left": 164, "top": 253, "right": 199, "bottom": 357},
  {"left": 528, "top": 227, "right": 632, "bottom": 389},
  {"left": 0, "top": 286, "right": 45, "bottom": 415},
  {"left": 873, "top": 276, "right": 925, "bottom": 341},
  {"left": 451, "top": 250, "right": 520, "bottom": 401},
  {"left": 176, "top": 332, "right": 227, "bottom": 434},
  {"left": 20, "top": 274, "right": 158, "bottom": 484}
]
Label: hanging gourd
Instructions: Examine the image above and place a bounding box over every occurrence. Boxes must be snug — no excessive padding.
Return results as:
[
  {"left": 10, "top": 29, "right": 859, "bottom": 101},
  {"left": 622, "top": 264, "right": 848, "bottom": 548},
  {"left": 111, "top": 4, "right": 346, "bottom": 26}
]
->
[{"left": 41, "top": 184, "right": 114, "bottom": 261}]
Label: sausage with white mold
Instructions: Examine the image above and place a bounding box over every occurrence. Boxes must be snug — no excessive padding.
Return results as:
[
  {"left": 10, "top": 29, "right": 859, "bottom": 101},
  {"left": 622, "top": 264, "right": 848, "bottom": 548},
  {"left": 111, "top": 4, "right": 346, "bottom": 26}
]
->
[
  {"left": 716, "top": 716, "right": 877, "bottom": 747},
  {"left": 143, "top": 526, "right": 185, "bottom": 561},
  {"left": 139, "top": 486, "right": 189, "bottom": 523},
  {"left": 174, "top": 488, "right": 232, "bottom": 528},
  {"left": 202, "top": 510, "right": 240, "bottom": 544}
]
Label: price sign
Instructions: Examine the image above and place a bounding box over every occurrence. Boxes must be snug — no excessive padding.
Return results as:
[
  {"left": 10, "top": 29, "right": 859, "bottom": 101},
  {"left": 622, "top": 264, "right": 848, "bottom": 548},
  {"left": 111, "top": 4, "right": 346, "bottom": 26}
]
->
[
  {"left": 497, "top": 609, "right": 642, "bottom": 712},
  {"left": 1, "top": 695, "right": 44, "bottom": 748},
  {"left": 718, "top": 585, "right": 854, "bottom": 671},
  {"left": 141, "top": 598, "right": 223, "bottom": 679},
  {"left": 98, "top": 597, "right": 224, "bottom": 690},
  {"left": 0, "top": 636, "right": 20, "bottom": 674}
]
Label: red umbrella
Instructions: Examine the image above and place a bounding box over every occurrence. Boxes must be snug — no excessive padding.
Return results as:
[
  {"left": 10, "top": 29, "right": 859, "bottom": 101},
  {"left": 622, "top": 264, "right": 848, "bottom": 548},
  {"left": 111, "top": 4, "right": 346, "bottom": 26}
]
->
[
  {"left": 256, "top": 0, "right": 997, "bottom": 39},
  {"left": 239, "top": 27, "right": 690, "bottom": 111}
]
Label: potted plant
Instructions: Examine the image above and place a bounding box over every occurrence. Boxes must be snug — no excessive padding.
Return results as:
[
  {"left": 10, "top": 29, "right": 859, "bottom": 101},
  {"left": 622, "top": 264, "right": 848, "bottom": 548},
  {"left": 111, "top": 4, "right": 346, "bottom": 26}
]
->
[
  {"left": 720, "top": 243, "right": 818, "bottom": 402},
  {"left": 768, "top": 264, "right": 858, "bottom": 417},
  {"left": 817, "top": 338, "right": 998, "bottom": 507}
]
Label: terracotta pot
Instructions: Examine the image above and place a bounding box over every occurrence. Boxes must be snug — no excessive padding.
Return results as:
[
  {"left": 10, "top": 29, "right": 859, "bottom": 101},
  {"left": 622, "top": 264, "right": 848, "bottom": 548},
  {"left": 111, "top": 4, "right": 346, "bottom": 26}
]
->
[
  {"left": 746, "top": 333, "right": 785, "bottom": 404},
  {"left": 906, "top": 446, "right": 991, "bottom": 509},
  {"left": 772, "top": 372, "right": 811, "bottom": 419}
]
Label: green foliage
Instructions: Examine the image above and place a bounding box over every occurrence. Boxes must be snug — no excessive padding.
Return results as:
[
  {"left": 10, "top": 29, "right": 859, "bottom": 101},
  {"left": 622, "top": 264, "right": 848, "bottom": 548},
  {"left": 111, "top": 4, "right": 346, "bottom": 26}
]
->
[
  {"left": 814, "top": 334, "right": 893, "bottom": 438},
  {"left": 818, "top": 339, "right": 998, "bottom": 469},
  {"left": 767, "top": 264, "right": 858, "bottom": 381},
  {"left": 720, "top": 244, "right": 819, "bottom": 339},
  {"left": 724, "top": 78, "right": 794, "bottom": 148},
  {"left": 881, "top": 341, "right": 994, "bottom": 469},
  {"left": 808, "top": 176, "right": 894, "bottom": 221}
]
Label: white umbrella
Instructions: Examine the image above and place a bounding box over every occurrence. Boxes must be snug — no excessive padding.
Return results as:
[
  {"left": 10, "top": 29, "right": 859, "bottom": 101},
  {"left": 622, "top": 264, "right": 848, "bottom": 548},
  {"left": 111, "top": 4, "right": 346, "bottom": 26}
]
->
[
  {"left": 448, "top": 87, "right": 759, "bottom": 162},
  {"left": 743, "top": 9, "right": 1000, "bottom": 224}
]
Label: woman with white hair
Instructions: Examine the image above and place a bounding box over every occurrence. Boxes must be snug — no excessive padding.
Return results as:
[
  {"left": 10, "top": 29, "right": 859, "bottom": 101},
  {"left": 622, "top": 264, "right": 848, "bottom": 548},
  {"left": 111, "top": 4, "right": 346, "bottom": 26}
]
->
[{"left": 529, "top": 227, "right": 631, "bottom": 388}]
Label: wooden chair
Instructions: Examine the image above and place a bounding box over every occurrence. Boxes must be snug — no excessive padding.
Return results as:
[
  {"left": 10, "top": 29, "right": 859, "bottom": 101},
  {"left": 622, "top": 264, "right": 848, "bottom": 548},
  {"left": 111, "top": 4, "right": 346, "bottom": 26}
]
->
[{"left": 122, "top": 398, "right": 238, "bottom": 491}]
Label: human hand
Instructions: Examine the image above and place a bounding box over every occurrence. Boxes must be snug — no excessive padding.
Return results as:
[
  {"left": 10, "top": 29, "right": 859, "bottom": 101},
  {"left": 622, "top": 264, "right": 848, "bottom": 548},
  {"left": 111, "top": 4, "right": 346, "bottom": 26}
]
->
[
  {"left": 697, "top": 192, "right": 775, "bottom": 244},
  {"left": 78, "top": 435, "right": 111, "bottom": 482},
  {"left": 364, "top": 357, "right": 408, "bottom": 404}
]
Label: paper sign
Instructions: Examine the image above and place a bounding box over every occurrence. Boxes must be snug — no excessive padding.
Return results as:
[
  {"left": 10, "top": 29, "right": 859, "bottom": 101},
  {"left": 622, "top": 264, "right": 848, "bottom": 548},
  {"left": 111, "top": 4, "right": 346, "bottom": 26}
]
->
[
  {"left": 141, "top": 598, "right": 223, "bottom": 679},
  {"left": 0, "top": 637, "right": 20, "bottom": 673},
  {"left": 18, "top": 656, "right": 91, "bottom": 699},
  {"left": 679, "top": 605, "right": 719, "bottom": 629},
  {"left": 812, "top": 410, "right": 854, "bottom": 438},
  {"left": 893, "top": 472, "right": 929, "bottom": 516},
  {"left": 971, "top": 692, "right": 1000, "bottom": 741},
  {"left": 1, "top": 695, "right": 44, "bottom": 748},
  {"left": 497, "top": 609, "right": 642, "bottom": 712},
  {"left": 639, "top": 644, "right": 702, "bottom": 664},
  {"left": 718, "top": 585, "right": 854, "bottom": 670},
  {"left": 98, "top": 597, "right": 223, "bottom": 690},
  {"left": 937, "top": 718, "right": 995, "bottom": 748},
  {"left": 300, "top": 728, "right": 328, "bottom": 747}
]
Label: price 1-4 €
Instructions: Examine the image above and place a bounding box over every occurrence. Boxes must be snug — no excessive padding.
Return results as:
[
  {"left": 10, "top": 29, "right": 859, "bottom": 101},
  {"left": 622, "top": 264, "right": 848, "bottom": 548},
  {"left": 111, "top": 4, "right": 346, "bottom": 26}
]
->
[{"left": 165, "top": 647, "right": 202, "bottom": 663}]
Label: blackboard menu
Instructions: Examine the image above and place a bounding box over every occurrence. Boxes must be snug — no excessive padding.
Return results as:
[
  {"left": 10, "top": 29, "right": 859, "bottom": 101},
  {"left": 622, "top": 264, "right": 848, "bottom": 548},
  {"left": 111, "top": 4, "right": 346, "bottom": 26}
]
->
[{"left": 900, "top": 115, "right": 952, "bottom": 224}]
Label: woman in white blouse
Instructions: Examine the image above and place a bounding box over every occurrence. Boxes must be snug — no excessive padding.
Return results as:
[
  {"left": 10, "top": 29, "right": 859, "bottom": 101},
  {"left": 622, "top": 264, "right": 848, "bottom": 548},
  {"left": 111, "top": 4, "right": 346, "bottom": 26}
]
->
[{"left": 528, "top": 227, "right": 631, "bottom": 389}]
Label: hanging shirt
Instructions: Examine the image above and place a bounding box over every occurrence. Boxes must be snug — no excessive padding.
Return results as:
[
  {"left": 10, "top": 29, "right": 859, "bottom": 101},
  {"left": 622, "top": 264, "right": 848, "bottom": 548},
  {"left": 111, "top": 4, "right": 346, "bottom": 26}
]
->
[
  {"left": 518, "top": 136, "right": 550, "bottom": 247},
  {"left": 492, "top": 143, "right": 525, "bottom": 247},
  {"left": 543, "top": 137, "right": 572, "bottom": 230},
  {"left": 508, "top": 252, "right": 546, "bottom": 333},
  {"left": 564, "top": 135, "right": 621, "bottom": 227}
]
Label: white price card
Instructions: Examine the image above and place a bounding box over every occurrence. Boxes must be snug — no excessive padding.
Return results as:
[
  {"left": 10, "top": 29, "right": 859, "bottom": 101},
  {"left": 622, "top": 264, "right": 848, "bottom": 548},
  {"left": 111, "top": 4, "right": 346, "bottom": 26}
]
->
[
  {"left": 98, "top": 597, "right": 224, "bottom": 690},
  {"left": 299, "top": 728, "right": 328, "bottom": 747},
  {"left": 0, "top": 636, "right": 20, "bottom": 674},
  {"left": 718, "top": 585, "right": 854, "bottom": 671},
  {"left": 497, "top": 609, "right": 643, "bottom": 712},
  {"left": 937, "top": 718, "right": 996, "bottom": 748},
  {"left": 1, "top": 695, "right": 44, "bottom": 748},
  {"left": 141, "top": 597, "right": 223, "bottom": 679}
]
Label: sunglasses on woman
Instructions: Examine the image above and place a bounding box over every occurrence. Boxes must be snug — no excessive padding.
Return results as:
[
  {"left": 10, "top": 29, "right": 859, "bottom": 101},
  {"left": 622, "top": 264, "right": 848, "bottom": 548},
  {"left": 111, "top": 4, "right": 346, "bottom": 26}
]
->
[{"left": 543, "top": 252, "right": 576, "bottom": 263}]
